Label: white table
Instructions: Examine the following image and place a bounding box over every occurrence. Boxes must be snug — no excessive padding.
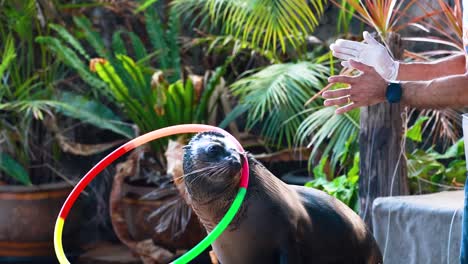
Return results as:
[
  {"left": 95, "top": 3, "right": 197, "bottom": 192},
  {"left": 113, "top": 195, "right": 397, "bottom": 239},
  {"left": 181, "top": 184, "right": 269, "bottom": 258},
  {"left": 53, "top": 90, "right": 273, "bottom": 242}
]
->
[{"left": 372, "top": 191, "right": 464, "bottom": 264}]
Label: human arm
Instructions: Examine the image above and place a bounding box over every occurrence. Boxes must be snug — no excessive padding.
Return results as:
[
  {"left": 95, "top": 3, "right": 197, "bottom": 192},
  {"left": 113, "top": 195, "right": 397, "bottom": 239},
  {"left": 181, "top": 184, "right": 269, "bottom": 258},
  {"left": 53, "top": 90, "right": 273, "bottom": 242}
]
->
[
  {"left": 400, "top": 71, "right": 468, "bottom": 108},
  {"left": 323, "top": 60, "right": 468, "bottom": 114},
  {"left": 330, "top": 32, "right": 466, "bottom": 81},
  {"left": 397, "top": 53, "right": 466, "bottom": 81}
]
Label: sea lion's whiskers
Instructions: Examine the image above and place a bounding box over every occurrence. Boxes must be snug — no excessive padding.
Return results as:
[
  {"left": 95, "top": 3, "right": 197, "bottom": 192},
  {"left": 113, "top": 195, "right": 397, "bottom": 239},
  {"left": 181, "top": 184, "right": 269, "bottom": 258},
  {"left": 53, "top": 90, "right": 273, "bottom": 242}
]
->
[
  {"left": 188, "top": 164, "right": 224, "bottom": 185},
  {"left": 171, "top": 165, "right": 221, "bottom": 183}
]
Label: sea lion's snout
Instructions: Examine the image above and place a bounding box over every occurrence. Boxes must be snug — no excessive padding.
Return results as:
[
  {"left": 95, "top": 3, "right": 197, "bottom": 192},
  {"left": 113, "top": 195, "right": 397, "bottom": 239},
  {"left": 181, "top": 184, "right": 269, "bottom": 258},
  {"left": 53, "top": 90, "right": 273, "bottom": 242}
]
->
[
  {"left": 205, "top": 142, "right": 239, "bottom": 161},
  {"left": 225, "top": 154, "right": 241, "bottom": 167},
  {"left": 203, "top": 143, "right": 242, "bottom": 175}
]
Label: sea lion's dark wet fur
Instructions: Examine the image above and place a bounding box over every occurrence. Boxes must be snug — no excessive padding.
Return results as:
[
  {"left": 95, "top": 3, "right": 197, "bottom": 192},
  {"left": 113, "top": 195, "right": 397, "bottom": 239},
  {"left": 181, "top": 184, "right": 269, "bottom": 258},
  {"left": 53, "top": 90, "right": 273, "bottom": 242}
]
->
[{"left": 183, "top": 132, "right": 383, "bottom": 264}]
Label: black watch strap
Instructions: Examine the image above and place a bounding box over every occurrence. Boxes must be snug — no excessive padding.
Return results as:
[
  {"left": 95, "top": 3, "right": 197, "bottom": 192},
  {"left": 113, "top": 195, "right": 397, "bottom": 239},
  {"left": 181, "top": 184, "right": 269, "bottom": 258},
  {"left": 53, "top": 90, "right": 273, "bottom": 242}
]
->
[{"left": 386, "top": 82, "right": 402, "bottom": 103}]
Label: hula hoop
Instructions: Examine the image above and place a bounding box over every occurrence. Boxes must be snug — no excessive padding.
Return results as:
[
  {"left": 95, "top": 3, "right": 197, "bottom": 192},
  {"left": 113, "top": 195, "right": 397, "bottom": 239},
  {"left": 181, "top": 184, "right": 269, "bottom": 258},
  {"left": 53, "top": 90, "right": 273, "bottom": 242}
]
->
[{"left": 54, "top": 124, "right": 249, "bottom": 264}]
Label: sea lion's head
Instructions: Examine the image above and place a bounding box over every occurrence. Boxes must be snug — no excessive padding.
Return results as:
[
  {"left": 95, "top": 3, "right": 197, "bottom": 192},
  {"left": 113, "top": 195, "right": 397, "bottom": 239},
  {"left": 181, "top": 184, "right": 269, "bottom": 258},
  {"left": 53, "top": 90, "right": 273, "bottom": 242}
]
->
[{"left": 182, "top": 131, "right": 243, "bottom": 201}]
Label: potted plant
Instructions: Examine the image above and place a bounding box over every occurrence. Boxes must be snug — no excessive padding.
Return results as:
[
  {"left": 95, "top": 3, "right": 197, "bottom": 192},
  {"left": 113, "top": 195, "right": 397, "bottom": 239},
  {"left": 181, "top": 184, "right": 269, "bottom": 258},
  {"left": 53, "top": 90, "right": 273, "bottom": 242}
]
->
[{"left": 0, "top": 1, "right": 82, "bottom": 261}]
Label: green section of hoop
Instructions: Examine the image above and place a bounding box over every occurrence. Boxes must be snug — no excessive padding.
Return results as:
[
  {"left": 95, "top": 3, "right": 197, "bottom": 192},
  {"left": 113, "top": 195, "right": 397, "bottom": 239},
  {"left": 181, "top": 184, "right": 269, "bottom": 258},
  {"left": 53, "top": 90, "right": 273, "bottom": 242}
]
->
[{"left": 172, "top": 187, "right": 247, "bottom": 264}]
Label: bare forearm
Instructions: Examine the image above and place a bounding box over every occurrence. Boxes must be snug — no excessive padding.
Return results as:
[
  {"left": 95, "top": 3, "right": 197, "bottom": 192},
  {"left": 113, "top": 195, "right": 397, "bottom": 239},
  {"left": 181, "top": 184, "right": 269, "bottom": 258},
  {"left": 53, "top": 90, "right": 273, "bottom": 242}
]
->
[
  {"left": 398, "top": 54, "right": 466, "bottom": 81},
  {"left": 401, "top": 73, "right": 468, "bottom": 108}
]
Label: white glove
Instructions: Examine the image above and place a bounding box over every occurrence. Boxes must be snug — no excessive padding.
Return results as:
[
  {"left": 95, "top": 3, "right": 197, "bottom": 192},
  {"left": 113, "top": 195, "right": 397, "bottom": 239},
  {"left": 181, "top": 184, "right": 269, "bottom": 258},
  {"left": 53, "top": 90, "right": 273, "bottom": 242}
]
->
[{"left": 330, "top": 31, "right": 399, "bottom": 81}]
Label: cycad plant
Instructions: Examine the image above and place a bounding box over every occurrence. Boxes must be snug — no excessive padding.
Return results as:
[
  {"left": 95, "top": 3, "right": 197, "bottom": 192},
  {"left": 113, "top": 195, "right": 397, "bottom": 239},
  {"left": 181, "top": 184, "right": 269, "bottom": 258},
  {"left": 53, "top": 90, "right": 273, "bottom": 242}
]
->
[{"left": 222, "top": 61, "right": 329, "bottom": 147}]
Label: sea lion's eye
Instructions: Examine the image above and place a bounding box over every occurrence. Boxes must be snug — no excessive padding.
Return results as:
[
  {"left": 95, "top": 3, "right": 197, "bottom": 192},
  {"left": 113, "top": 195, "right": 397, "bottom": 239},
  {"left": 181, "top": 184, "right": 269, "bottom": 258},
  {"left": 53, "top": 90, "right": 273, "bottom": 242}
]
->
[{"left": 207, "top": 144, "right": 224, "bottom": 156}]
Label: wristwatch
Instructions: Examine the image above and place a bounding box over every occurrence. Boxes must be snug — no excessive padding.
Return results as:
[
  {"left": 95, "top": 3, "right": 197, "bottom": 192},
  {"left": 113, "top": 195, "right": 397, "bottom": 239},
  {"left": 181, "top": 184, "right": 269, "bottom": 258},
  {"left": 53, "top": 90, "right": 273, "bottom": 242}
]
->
[{"left": 386, "top": 82, "right": 402, "bottom": 103}]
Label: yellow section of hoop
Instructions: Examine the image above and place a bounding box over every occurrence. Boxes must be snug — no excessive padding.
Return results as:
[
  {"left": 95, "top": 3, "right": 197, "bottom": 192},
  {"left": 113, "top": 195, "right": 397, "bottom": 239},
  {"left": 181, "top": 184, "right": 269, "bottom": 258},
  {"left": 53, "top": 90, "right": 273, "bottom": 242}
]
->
[{"left": 54, "top": 217, "right": 70, "bottom": 264}]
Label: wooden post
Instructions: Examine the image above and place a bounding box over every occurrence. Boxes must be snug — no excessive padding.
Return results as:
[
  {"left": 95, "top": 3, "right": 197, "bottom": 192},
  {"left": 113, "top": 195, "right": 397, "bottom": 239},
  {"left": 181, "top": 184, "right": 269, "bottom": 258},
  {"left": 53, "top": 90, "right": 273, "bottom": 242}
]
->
[{"left": 359, "top": 32, "right": 409, "bottom": 230}]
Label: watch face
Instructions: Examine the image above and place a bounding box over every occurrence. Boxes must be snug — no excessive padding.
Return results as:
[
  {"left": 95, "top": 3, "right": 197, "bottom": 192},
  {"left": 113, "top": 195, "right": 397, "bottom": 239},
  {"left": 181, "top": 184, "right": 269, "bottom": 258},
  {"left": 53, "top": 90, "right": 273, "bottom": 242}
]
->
[{"left": 386, "top": 82, "right": 402, "bottom": 103}]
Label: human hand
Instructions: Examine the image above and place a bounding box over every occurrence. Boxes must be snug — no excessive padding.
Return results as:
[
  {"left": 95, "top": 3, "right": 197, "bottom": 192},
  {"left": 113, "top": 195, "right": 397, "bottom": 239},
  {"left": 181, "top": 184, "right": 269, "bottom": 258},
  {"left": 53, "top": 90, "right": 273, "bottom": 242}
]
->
[
  {"left": 330, "top": 31, "right": 399, "bottom": 81},
  {"left": 323, "top": 60, "right": 387, "bottom": 114}
]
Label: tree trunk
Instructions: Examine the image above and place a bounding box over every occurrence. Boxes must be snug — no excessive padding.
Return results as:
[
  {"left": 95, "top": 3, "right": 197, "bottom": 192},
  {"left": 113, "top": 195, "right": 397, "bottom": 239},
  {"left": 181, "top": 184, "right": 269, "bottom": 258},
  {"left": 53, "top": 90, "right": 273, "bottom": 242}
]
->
[{"left": 358, "top": 32, "right": 409, "bottom": 231}]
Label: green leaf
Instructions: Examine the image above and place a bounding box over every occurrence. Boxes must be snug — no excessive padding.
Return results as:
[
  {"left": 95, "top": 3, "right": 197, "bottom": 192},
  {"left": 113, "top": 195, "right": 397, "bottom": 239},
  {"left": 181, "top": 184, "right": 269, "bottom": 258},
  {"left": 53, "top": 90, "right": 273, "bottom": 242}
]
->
[
  {"left": 445, "top": 159, "right": 466, "bottom": 182},
  {"left": 219, "top": 104, "right": 249, "bottom": 129},
  {"left": 49, "top": 23, "right": 90, "bottom": 60},
  {"left": 407, "top": 150, "right": 446, "bottom": 179},
  {"left": 313, "top": 156, "right": 328, "bottom": 179},
  {"left": 305, "top": 177, "right": 328, "bottom": 189},
  {"left": 197, "top": 55, "right": 234, "bottom": 123},
  {"left": 406, "top": 116, "right": 429, "bottom": 142},
  {"left": 145, "top": 6, "right": 169, "bottom": 69},
  {"left": 36, "top": 36, "right": 107, "bottom": 89},
  {"left": 56, "top": 92, "right": 135, "bottom": 138},
  {"left": 430, "top": 173, "right": 443, "bottom": 183},
  {"left": 166, "top": 83, "right": 184, "bottom": 123},
  {"left": 127, "top": 32, "right": 148, "bottom": 61},
  {"left": 135, "top": 0, "right": 160, "bottom": 13},
  {"left": 112, "top": 30, "right": 127, "bottom": 56},
  {"left": 73, "top": 16, "right": 109, "bottom": 58},
  {"left": 0, "top": 35, "right": 16, "bottom": 79},
  {"left": 182, "top": 79, "right": 194, "bottom": 123},
  {"left": 94, "top": 60, "right": 129, "bottom": 101},
  {"left": 347, "top": 152, "right": 360, "bottom": 179},
  {"left": 166, "top": 8, "right": 182, "bottom": 81},
  {"left": 435, "top": 139, "right": 465, "bottom": 160},
  {"left": 0, "top": 153, "right": 31, "bottom": 185}
]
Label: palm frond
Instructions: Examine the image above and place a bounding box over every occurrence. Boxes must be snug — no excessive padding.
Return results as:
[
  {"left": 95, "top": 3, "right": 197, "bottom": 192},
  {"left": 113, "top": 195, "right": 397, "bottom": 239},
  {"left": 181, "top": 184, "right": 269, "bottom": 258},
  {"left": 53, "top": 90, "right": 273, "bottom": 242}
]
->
[
  {"left": 135, "top": 0, "right": 161, "bottom": 13},
  {"left": 56, "top": 92, "right": 135, "bottom": 139},
  {"left": 230, "top": 61, "right": 328, "bottom": 147},
  {"left": 186, "top": 34, "right": 280, "bottom": 63},
  {"left": 296, "top": 106, "right": 360, "bottom": 170},
  {"left": 0, "top": 95, "right": 134, "bottom": 139},
  {"left": 173, "top": 0, "right": 325, "bottom": 54}
]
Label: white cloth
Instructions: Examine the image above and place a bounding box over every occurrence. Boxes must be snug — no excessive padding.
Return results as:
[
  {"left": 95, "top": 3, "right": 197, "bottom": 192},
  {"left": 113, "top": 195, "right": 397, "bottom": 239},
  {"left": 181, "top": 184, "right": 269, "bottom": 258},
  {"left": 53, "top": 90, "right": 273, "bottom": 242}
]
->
[{"left": 372, "top": 191, "right": 463, "bottom": 264}]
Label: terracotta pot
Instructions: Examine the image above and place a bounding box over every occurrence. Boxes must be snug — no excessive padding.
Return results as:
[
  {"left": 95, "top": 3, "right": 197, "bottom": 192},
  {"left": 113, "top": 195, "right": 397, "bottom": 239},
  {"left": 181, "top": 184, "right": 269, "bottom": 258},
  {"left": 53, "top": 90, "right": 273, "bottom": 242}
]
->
[
  {"left": 121, "top": 179, "right": 206, "bottom": 252},
  {"left": 0, "top": 182, "right": 81, "bottom": 257}
]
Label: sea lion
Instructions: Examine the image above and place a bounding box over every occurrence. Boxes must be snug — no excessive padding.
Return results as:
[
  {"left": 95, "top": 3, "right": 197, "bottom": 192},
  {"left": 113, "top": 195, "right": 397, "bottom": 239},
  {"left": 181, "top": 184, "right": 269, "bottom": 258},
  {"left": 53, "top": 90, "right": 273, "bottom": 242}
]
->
[{"left": 182, "top": 131, "right": 383, "bottom": 264}]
